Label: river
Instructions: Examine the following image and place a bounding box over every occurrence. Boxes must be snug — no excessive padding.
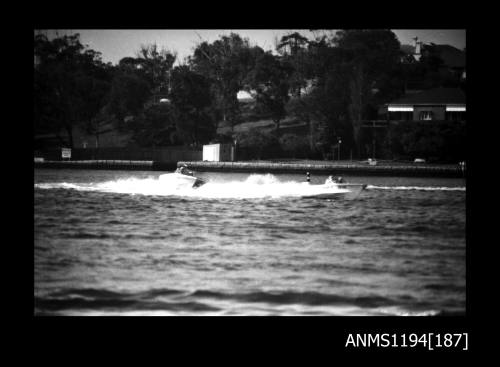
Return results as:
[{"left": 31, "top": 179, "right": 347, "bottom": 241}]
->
[{"left": 34, "top": 169, "right": 466, "bottom": 316}]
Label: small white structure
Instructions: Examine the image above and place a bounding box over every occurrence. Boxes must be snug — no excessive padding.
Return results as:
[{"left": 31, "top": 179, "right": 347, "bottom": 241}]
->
[
  {"left": 237, "top": 90, "right": 254, "bottom": 101},
  {"left": 203, "top": 143, "right": 233, "bottom": 162},
  {"left": 61, "top": 148, "right": 71, "bottom": 160}
]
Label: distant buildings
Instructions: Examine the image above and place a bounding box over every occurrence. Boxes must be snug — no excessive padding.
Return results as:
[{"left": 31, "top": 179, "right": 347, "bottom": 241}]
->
[
  {"left": 425, "top": 43, "right": 466, "bottom": 82},
  {"left": 400, "top": 38, "right": 466, "bottom": 96},
  {"left": 403, "top": 37, "right": 465, "bottom": 69},
  {"left": 384, "top": 37, "right": 466, "bottom": 123},
  {"left": 382, "top": 87, "right": 466, "bottom": 122}
]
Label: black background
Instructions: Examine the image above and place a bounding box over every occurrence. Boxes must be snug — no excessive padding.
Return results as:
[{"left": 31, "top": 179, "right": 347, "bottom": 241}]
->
[{"left": 20, "top": 2, "right": 487, "bottom": 360}]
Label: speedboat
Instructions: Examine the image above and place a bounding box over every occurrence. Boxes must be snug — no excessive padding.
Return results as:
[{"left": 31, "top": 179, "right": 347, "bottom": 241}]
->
[
  {"left": 300, "top": 182, "right": 367, "bottom": 199},
  {"left": 158, "top": 172, "right": 207, "bottom": 188}
]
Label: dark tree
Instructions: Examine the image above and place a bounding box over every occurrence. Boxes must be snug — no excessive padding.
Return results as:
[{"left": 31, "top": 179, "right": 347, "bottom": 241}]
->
[
  {"left": 135, "top": 44, "right": 177, "bottom": 94},
  {"left": 190, "top": 33, "right": 263, "bottom": 131},
  {"left": 169, "top": 65, "right": 215, "bottom": 146},
  {"left": 128, "top": 103, "right": 177, "bottom": 147},
  {"left": 296, "top": 29, "right": 401, "bottom": 158},
  {"left": 248, "top": 52, "right": 293, "bottom": 134},
  {"left": 34, "top": 33, "right": 113, "bottom": 148},
  {"left": 235, "top": 128, "right": 280, "bottom": 160},
  {"left": 107, "top": 71, "right": 151, "bottom": 125},
  {"left": 296, "top": 42, "right": 353, "bottom": 157},
  {"left": 276, "top": 32, "right": 310, "bottom": 97}
]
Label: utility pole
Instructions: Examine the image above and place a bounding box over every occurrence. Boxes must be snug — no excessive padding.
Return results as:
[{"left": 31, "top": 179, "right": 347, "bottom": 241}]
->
[
  {"left": 338, "top": 138, "right": 342, "bottom": 161},
  {"left": 372, "top": 120, "right": 376, "bottom": 159}
]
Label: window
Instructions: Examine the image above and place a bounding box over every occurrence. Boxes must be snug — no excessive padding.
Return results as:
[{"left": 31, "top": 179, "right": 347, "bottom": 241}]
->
[
  {"left": 403, "top": 111, "right": 413, "bottom": 121},
  {"left": 446, "top": 111, "right": 466, "bottom": 122},
  {"left": 388, "top": 111, "right": 413, "bottom": 121},
  {"left": 419, "top": 111, "right": 433, "bottom": 120}
]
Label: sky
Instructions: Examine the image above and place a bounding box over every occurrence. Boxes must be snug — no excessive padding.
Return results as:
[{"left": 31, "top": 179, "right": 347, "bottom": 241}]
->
[{"left": 37, "top": 29, "right": 466, "bottom": 65}]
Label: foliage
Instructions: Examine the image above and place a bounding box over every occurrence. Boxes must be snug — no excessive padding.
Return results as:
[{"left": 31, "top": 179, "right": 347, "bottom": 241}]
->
[
  {"left": 107, "top": 72, "right": 151, "bottom": 124},
  {"left": 135, "top": 44, "right": 176, "bottom": 94},
  {"left": 210, "top": 132, "right": 235, "bottom": 144},
  {"left": 287, "top": 45, "right": 354, "bottom": 156},
  {"left": 34, "top": 33, "right": 113, "bottom": 147},
  {"left": 34, "top": 30, "right": 466, "bottom": 161},
  {"left": 385, "top": 121, "right": 465, "bottom": 162},
  {"left": 333, "top": 30, "right": 402, "bottom": 156},
  {"left": 169, "top": 65, "right": 215, "bottom": 146},
  {"left": 247, "top": 52, "right": 293, "bottom": 132},
  {"left": 190, "top": 33, "right": 264, "bottom": 130},
  {"left": 235, "top": 128, "right": 281, "bottom": 160},
  {"left": 279, "top": 133, "right": 311, "bottom": 158},
  {"left": 276, "top": 32, "right": 310, "bottom": 97},
  {"left": 128, "top": 103, "right": 177, "bottom": 147}
]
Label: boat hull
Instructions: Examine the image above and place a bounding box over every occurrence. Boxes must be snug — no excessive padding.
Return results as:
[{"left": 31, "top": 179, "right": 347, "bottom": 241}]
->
[
  {"left": 158, "top": 172, "right": 206, "bottom": 188},
  {"left": 301, "top": 183, "right": 367, "bottom": 199}
]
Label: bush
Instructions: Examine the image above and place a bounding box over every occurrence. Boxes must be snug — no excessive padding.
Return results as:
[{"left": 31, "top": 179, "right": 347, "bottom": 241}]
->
[
  {"left": 279, "top": 133, "right": 311, "bottom": 158},
  {"left": 235, "top": 128, "right": 281, "bottom": 160},
  {"left": 385, "top": 120, "right": 465, "bottom": 162}
]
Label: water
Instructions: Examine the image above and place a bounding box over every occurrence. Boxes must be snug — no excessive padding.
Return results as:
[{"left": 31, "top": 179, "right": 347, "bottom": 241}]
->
[{"left": 34, "top": 169, "right": 466, "bottom": 316}]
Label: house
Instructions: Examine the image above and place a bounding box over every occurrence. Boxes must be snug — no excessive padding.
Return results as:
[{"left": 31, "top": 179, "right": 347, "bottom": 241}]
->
[
  {"left": 402, "top": 38, "right": 465, "bottom": 69},
  {"left": 382, "top": 87, "right": 466, "bottom": 122},
  {"left": 424, "top": 43, "right": 466, "bottom": 78},
  {"left": 401, "top": 38, "right": 466, "bottom": 90}
]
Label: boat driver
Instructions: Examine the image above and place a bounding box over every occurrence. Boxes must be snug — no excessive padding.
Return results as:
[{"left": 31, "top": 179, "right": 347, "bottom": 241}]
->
[
  {"left": 175, "top": 164, "right": 193, "bottom": 176},
  {"left": 325, "top": 175, "right": 344, "bottom": 184}
]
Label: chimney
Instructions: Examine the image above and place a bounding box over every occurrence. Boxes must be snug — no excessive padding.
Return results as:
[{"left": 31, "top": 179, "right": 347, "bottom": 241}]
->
[
  {"left": 415, "top": 41, "right": 421, "bottom": 55},
  {"left": 413, "top": 36, "right": 422, "bottom": 61}
]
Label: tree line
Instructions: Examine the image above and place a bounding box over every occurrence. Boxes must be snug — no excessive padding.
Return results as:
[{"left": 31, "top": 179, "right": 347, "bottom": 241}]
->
[{"left": 34, "top": 30, "right": 464, "bottom": 160}]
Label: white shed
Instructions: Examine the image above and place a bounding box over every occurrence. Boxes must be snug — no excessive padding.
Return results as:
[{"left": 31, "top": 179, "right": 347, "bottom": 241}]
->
[{"left": 203, "top": 143, "right": 234, "bottom": 162}]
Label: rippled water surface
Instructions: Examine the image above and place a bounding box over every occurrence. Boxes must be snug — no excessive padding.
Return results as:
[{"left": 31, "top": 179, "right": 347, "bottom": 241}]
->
[{"left": 34, "top": 169, "right": 466, "bottom": 316}]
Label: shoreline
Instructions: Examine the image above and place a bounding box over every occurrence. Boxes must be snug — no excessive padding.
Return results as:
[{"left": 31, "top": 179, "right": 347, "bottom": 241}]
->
[
  {"left": 177, "top": 160, "right": 465, "bottom": 178},
  {"left": 35, "top": 159, "right": 465, "bottom": 178}
]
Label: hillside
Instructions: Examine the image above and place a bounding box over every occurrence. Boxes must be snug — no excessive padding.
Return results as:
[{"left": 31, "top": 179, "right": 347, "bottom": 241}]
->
[
  {"left": 217, "top": 116, "right": 307, "bottom": 135},
  {"left": 36, "top": 98, "right": 307, "bottom": 151},
  {"left": 217, "top": 98, "right": 307, "bottom": 136}
]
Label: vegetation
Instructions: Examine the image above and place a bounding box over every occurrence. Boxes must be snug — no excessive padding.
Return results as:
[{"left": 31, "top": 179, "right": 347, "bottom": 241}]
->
[
  {"left": 34, "top": 30, "right": 465, "bottom": 162},
  {"left": 384, "top": 121, "right": 465, "bottom": 162},
  {"left": 235, "top": 128, "right": 281, "bottom": 160},
  {"left": 34, "top": 34, "right": 113, "bottom": 147}
]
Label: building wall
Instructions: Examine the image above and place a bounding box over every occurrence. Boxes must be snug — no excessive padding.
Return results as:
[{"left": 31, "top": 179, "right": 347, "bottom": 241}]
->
[
  {"left": 387, "top": 105, "right": 466, "bottom": 122},
  {"left": 203, "top": 144, "right": 234, "bottom": 162},
  {"left": 445, "top": 111, "right": 466, "bottom": 121},
  {"left": 413, "top": 106, "right": 446, "bottom": 121}
]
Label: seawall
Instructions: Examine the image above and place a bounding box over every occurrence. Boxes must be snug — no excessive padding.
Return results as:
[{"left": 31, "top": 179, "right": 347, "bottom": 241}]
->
[
  {"left": 177, "top": 161, "right": 465, "bottom": 178},
  {"left": 34, "top": 160, "right": 176, "bottom": 171},
  {"left": 34, "top": 159, "right": 466, "bottom": 178}
]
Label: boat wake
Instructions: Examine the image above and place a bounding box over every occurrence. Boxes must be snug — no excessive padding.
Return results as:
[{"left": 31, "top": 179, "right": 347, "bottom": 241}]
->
[
  {"left": 35, "top": 174, "right": 465, "bottom": 198},
  {"left": 35, "top": 173, "right": 352, "bottom": 200},
  {"left": 367, "top": 185, "right": 465, "bottom": 191}
]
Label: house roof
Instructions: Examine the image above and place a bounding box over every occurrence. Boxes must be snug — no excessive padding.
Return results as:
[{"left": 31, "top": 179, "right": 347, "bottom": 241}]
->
[
  {"left": 400, "top": 44, "right": 416, "bottom": 54},
  {"left": 425, "top": 44, "right": 466, "bottom": 68},
  {"left": 388, "top": 87, "right": 466, "bottom": 105}
]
